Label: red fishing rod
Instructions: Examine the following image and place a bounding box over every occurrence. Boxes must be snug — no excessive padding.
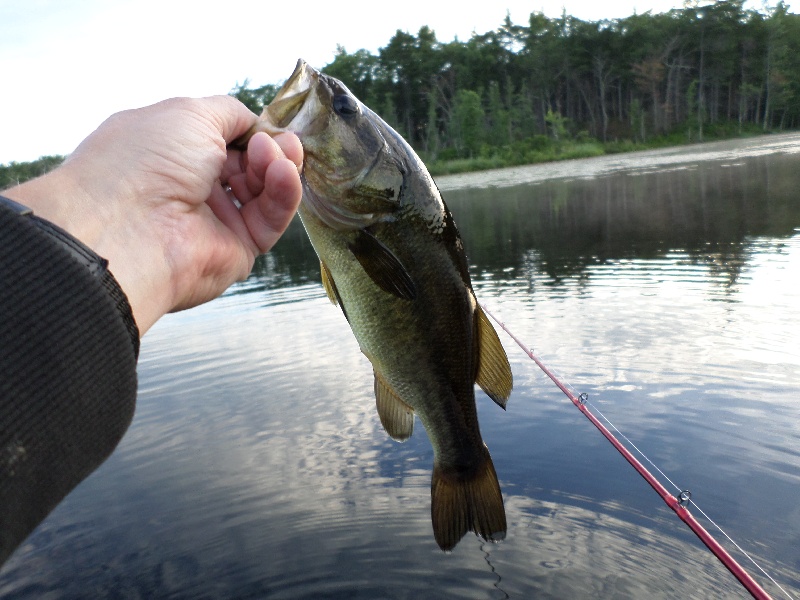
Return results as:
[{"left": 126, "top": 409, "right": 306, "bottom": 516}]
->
[{"left": 481, "top": 304, "right": 781, "bottom": 600}]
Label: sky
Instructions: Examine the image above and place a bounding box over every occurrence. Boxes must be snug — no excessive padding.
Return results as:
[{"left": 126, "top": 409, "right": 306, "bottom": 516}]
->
[{"left": 0, "top": 0, "right": 754, "bottom": 164}]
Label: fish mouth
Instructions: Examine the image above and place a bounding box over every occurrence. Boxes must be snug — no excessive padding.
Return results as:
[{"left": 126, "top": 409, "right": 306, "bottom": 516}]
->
[
  {"left": 259, "top": 59, "right": 316, "bottom": 134},
  {"left": 230, "top": 59, "right": 317, "bottom": 149}
]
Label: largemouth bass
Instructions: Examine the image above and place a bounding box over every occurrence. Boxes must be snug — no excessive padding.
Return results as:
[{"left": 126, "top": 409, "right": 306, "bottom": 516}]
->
[{"left": 244, "top": 59, "right": 513, "bottom": 550}]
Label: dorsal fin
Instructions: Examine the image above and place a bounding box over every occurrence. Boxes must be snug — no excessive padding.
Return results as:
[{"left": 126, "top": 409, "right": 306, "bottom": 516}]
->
[
  {"left": 475, "top": 305, "right": 513, "bottom": 409},
  {"left": 348, "top": 229, "right": 416, "bottom": 301},
  {"left": 374, "top": 370, "right": 414, "bottom": 441}
]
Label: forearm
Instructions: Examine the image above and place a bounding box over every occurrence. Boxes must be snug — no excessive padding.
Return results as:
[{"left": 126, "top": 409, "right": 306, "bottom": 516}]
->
[
  {"left": 3, "top": 161, "right": 180, "bottom": 335},
  {"left": 0, "top": 197, "right": 139, "bottom": 566}
]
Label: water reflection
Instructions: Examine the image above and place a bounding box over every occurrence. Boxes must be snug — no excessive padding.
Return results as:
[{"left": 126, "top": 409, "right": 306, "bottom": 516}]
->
[
  {"left": 448, "top": 152, "right": 800, "bottom": 288},
  {"left": 247, "top": 150, "right": 800, "bottom": 299},
  {"left": 0, "top": 294, "right": 772, "bottom": 599}
]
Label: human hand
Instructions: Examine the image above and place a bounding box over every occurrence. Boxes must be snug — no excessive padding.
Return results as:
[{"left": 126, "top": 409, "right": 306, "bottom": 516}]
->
[{"left": 4, "top": 96, "right": 303, "bottom": 335}]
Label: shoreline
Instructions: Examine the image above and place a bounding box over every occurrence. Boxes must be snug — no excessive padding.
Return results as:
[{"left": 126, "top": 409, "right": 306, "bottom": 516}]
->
[
  {"left": 434, "top": 130, "right": 800, "bottom": 191},
  {"left": 426, "top": 129, "right": 798, "bottom": 177}
]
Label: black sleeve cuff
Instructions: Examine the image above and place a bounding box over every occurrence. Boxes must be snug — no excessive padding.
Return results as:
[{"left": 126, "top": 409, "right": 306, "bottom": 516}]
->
[
  {"left": 0, "top": 194, "right": 140, "bottom": 357},
  {"left": 0, "top": 194, "right": 140, "bottom": 566}
]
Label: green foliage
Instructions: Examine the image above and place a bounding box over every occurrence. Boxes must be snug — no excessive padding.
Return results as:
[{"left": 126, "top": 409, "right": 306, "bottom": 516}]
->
[
  {"left": 423, "top": 87, "right": 440, "bottom": 156},
  {"left": 486, "top": 81, "right": 510, "bottom": 147},
  {"left": 322, "top": 46, "right": 380, "bottom": 106},
  {"left": 544, "top": 110, "right": 568, "bottom": 140},
  {"left": 685, "top": 80, "right": 701, "bottom": 141},
  {"left": 629, "top": 99, "right": 645, "bottom": 143},
  {"left": 1, "top": 155, "right": 64, "bottom": 188},
  {"left": 229, "top": 80, "right": 280, "bottom": 114},
  {"left": 451, "top": 90, "right": 485, "bottom": 157}
]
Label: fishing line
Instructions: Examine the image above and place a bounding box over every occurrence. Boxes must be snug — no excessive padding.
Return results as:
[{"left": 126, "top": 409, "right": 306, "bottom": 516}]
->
[
  {"left": 479, "top": 540, "right": 510, "bottom": 600},
  {"left": 582, "top": 393, "right": 794, "bottom": 600},
  {"left": 481, "top": 303, "right": 795, "bottom": 600}
]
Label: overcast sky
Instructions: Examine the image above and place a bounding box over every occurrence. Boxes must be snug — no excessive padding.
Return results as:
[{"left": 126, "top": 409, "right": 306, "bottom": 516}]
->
[{"left": 0, "top": 0, "right": 760, "bottom": 163}]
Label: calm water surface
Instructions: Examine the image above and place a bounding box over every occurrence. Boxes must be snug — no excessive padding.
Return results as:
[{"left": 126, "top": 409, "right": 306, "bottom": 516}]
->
[{"left": 2, "top": 134, "right": 799, "bottom": 599}]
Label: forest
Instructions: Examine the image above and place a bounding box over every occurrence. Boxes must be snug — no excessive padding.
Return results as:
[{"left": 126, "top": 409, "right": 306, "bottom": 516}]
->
[
  {"left": 3, "top": 0, "right": 799, "bottom": 183},
  {"left": 232, "top": 0, "right": 800, "bottom": 173}
]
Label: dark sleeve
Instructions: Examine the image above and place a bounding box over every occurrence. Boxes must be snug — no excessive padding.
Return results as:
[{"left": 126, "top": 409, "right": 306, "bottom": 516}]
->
[{"left": 0, "top": 195, "right": 140, "bottom": 566}]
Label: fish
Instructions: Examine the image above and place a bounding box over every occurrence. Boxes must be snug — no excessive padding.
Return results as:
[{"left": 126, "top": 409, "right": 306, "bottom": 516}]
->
[{"left": 241, "top": 59, "right": 513, "bottom": 551}]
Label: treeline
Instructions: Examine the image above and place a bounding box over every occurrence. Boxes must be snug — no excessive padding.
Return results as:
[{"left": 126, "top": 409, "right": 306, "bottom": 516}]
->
[
  {"left": 7, "top": 2, "right": 799, "bottom": 181},
  {"left": 0, "top": 155, "right": 64, "bottom": 188},
  {"left": 233, "top": 0, "right": 799, "bottom": 167}
]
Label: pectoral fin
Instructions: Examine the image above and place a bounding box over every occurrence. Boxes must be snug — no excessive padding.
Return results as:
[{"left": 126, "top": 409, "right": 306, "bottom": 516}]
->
[
  {"left": 475, "top": 305, "right": 513, "bottom": 408},
  {"left": 320, "top": 261, "right": 349, "bottom": 322},
  {"left": 348, "top": 229, "right": 416, "bottom": 301},
  {"left": 320, "top": 261, "right": 339, "bottom": 305},
  {"left": 374, "top": 370, "right": 415, "bottom": 441}
]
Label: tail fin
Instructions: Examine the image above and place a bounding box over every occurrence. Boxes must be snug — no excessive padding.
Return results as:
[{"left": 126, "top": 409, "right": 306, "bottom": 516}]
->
[{"left": 430, "top": 448, "right": 507, "bottom": 551}]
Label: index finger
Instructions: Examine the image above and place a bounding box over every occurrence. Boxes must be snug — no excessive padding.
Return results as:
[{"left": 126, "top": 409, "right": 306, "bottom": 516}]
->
[{"left": 202, "top": 95, "right": 258, "bottom": 145}]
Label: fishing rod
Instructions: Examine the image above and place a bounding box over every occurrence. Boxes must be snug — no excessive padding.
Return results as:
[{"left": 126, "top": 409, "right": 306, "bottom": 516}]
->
[{"left": 481, "top": 304, "right": 788, "bottom": 600}]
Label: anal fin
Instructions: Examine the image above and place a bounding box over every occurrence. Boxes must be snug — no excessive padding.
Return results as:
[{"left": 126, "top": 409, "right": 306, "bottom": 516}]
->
[
  {"left": 374, "top": 370, "right": 414, "bottom": 441},
  {"left": 475, "top": 305, "right": 513, "bottom": 409}
]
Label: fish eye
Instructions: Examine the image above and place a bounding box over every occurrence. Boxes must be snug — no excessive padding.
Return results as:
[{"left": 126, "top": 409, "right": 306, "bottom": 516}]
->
[{"left": 333, "top": 94, "right": 359, "bottom": 118}]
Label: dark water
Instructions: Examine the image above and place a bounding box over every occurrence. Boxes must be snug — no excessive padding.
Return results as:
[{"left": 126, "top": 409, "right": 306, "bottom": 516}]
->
[{"left": 2, "top": 135, "right": 799, "bottom": 599}]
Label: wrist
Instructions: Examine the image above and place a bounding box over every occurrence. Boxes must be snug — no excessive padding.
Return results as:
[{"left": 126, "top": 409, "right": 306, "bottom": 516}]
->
[
  {"left": 3, "top": 169, "right": 167, "bottom": 336},
  {"left": 0, "top": 194, "right": 140, "bottom": 355},
  {"left": 3, "top": 164, "right": 104, "bottom": 249}
]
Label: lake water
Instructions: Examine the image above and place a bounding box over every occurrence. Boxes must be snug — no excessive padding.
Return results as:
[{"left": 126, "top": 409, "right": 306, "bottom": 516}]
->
[{"left": 2, "top": 134, "right": 799, "bottom": 599}]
